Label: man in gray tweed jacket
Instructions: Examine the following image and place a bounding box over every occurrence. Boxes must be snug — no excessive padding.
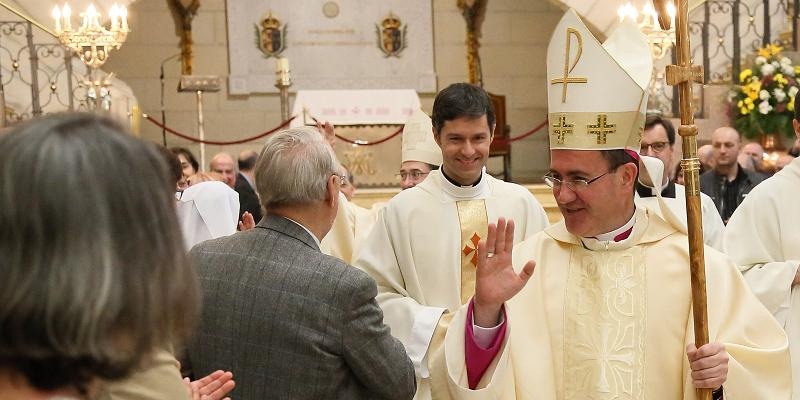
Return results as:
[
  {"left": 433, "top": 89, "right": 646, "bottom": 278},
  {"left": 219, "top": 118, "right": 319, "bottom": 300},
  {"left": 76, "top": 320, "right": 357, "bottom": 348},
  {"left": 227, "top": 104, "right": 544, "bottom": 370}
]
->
[{"left": 186, "top": 126, "right": 416, "bottom": 399}]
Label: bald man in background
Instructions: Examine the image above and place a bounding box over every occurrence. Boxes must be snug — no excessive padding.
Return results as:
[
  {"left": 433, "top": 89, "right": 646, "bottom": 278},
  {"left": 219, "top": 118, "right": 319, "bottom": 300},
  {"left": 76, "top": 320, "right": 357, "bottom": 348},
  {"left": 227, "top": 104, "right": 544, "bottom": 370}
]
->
[
  {"left": 209, "top": 153, "right": 237, "bottom": 188},
  {"left": 700, "top": 127, "right": 765, "bottom": 223}
]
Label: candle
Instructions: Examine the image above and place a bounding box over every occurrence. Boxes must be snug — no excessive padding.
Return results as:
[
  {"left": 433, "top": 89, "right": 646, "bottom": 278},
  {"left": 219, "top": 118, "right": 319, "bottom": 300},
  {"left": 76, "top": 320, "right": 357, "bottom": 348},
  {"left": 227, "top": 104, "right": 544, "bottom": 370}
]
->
[
  {"left": 120, "top": 6, "right": 128, "bottom": 30},
  {"left": 63, "top": 4, "right": 71, "bottom": 30},
  {"left": 275, "top": 57, "right": 290, "bottom": 83},
  {"left": 52, "top": 6, "right": 61, "bottom": 32},
  {"left": 87, "top": 4, "right": 99, "bottom": 28},
  {"left": 109, "top": 4, "right": 119, "bottom": 30},
  {"left": 276, "top": 57, "right": 289, "bottom": 73},
  {"left": 642, "top": 2, "right": 655, "bottom": 28}
]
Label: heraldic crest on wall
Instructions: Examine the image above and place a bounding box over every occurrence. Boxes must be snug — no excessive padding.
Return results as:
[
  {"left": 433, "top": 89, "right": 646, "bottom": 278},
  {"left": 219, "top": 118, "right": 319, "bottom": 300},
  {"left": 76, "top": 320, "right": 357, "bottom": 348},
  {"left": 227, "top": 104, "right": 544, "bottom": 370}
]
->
[
  {"left": 255, "top": 10, "right": 287, "bottom": 58},
  {"left": 376, "top": 12, "right": 407, "bottom": 57}
]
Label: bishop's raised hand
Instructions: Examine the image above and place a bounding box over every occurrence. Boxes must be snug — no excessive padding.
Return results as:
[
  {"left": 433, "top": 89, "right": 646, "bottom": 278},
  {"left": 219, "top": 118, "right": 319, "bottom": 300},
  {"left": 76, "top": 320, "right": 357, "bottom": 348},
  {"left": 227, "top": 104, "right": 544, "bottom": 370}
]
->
[{"left": 473, "top": 217, "right": 536, "bottom": 327}]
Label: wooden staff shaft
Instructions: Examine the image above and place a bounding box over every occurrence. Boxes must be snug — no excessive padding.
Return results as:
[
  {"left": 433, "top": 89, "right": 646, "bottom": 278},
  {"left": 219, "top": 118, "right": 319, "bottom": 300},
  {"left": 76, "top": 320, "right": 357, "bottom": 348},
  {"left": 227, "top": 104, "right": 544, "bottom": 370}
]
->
[{"left": 663, "top": 0, "right": 711, "bottom": 398}]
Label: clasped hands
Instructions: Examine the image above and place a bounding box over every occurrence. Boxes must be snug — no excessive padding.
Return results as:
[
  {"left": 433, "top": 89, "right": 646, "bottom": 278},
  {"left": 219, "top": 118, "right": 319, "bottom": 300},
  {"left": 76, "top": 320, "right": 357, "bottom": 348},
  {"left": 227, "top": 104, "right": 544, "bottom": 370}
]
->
[{"left": 472, "top": 218, "right": 728, "bottom": 390}]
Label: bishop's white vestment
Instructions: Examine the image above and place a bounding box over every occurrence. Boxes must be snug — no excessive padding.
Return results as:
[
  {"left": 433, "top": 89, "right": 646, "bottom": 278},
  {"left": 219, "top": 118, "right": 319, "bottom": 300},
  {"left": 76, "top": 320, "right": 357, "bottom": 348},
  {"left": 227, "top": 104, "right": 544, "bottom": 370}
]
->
[
  {"left": 355, "top": 169, "right": 549, "bottom": 399},
  {"left": 724, "top": 156, "right": 800, "bottom": 398},
  {"left": 429, "top": 207, "right": 790, "bottom": 400}
]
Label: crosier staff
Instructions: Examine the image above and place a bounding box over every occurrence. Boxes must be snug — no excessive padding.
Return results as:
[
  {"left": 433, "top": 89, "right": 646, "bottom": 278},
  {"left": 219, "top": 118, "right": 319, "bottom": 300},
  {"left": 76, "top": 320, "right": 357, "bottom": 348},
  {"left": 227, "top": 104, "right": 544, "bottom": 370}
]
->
[{"left": 653, "top": 1, "right": 710, "bottom": 399}]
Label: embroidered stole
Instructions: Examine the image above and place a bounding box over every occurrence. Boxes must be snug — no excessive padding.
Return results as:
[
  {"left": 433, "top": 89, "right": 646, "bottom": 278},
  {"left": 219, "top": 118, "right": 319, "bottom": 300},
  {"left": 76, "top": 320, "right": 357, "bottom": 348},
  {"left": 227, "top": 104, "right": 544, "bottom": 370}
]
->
[{"left": 456, "top": 200, "right": 489, "bottom": 305}]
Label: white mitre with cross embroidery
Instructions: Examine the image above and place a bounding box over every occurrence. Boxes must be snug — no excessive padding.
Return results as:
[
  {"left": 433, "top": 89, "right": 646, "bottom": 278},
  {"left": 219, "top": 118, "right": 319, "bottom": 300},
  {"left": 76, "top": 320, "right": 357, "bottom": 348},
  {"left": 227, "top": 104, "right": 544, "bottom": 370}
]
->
[
  {"left": 547, "top": 9, "right": 651, "bottom": 151},
  {"left": 401, "top": 108, "right": 442, "bottom": 165},
  {"left": 547, "top": 10, "right": 687, "bottom": 234}
]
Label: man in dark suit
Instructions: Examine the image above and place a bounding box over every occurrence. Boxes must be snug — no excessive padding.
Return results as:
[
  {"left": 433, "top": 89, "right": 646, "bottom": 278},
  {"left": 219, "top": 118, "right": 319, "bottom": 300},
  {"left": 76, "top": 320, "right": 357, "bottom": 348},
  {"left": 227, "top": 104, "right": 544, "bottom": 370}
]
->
[
  {"left": 699, "top": 126, "right": 766, "bottom": 223},
  {"left": 234, "top": 150, "right": 263, "bottom": 223},
  {"left": 187, "top": 127, "right": 416, "bottom": 400}
]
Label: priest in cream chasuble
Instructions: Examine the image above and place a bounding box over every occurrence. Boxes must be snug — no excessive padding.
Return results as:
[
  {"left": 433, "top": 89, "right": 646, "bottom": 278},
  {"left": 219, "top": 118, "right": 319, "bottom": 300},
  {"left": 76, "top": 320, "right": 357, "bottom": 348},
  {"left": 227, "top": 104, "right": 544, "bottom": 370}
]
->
[
  {"left": 724, "top": 154, "right": 800, "bottom": 398},
  {"left": 428, "top": 9, "right": 790, "bottom": 400},
  {"left": 354, "top": 84, "right": 549, "bottom": 400}
]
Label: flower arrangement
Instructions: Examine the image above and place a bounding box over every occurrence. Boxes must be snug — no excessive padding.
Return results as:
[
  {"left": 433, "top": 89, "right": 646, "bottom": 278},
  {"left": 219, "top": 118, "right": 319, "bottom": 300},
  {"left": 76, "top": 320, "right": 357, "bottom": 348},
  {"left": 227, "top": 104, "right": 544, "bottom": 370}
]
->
[{"left": 731, "top": 44, "right": 800, "bottom": 139}]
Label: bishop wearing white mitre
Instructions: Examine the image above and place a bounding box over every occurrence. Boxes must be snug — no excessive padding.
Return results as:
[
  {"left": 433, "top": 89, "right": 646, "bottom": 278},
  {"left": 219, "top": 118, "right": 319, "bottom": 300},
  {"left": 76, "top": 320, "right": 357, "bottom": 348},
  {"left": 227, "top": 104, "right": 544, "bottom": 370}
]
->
[{"left": 427, "top": 9, "right": 790, "bottom": 400}]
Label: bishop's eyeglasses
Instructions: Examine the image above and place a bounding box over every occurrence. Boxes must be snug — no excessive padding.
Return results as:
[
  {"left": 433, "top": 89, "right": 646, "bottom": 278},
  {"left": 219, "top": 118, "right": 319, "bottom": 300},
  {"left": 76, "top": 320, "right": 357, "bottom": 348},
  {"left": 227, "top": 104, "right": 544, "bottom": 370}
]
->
[{"left": 542, "top": 172, "right": 610, "bottom": 192}]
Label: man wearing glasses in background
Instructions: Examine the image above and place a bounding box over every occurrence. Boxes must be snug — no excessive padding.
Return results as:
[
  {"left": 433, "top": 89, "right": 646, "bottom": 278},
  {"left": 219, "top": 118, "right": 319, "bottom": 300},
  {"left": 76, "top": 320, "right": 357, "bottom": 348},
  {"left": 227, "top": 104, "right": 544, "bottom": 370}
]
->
[
  {"left": 397, "top": 163, "right": 436, "bottom": 190},
  {"left": 635, "top": 115, "right": 725, "bottom": 249},
  {"left": 396, "top": 108, "right": 441, "bottom": 190}
]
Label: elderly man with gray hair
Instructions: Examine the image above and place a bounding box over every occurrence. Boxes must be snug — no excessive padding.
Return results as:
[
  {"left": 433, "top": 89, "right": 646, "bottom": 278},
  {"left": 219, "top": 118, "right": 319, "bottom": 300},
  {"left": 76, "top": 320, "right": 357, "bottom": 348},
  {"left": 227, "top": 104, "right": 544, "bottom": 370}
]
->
[{"left": 186, "top": 126, "right": 416, "bottom": 400}]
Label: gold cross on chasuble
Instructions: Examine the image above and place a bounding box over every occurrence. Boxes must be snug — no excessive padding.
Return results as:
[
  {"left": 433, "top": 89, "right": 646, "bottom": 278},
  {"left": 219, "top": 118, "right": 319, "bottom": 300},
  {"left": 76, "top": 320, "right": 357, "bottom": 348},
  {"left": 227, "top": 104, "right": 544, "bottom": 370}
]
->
[
  {"left": 456, "top": 200, "right": 489, "bottom": 305},
  {"left": 587, "top": 113, "right": 616, "bottom": 144}
]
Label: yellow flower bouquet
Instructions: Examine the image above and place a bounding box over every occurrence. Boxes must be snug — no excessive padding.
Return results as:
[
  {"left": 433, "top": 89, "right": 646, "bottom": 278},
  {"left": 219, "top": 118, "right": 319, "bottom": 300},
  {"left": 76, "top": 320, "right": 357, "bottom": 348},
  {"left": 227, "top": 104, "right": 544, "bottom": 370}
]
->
[{"left": 730, "top": 44, "right": 800, "bottom": 139}]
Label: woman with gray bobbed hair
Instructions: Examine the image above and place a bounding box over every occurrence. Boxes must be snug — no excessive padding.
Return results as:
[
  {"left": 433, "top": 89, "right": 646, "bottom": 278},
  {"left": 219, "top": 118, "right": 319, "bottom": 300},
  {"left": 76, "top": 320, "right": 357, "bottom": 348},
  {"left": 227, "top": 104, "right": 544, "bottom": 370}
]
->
[{"left": 0, "top": 113, "right": 200, "bottom": 398}]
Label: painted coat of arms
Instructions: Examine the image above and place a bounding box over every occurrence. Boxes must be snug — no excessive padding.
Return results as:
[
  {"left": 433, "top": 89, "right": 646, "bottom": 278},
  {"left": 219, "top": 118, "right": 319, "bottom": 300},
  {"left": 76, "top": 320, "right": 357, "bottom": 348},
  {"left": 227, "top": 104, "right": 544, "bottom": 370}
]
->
[
  {"left": 254, "top": 11, "right": 287, "bottom": 58},
  {"left": 376, "top": 12, "right": 407, "bottom": 57}
]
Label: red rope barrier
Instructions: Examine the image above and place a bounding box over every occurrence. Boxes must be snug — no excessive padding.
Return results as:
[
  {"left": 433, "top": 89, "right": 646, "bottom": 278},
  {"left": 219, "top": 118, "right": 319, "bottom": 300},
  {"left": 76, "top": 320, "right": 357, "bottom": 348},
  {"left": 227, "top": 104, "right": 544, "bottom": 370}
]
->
[
  {"left": 335, "top": 125, "right": 404, "bottom": 146},
  {"left": 491, "top": 119, "right": 548, "bottom": 147},
  {"left": 146, "top": 112, "right": 547, "bottom": 147},
  {"left": 145, "top": 115, "right": 296, "bottom": 145},
  {"left": 510, "top": 119, "right": 548, "bottom": 142}
]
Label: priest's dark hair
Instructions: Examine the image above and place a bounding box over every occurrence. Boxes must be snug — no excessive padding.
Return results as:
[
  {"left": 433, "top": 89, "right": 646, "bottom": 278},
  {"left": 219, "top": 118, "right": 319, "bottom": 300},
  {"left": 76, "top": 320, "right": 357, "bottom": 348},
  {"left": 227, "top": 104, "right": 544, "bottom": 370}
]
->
[
  {"left": 0, "top": 112, "right": 199, "bottom": 395},
  {"left": 644, "top": 114, "right": 676, "bottom": 145},
  {"left": 431, "top": 83, "right": 495, "bottom": 135}
]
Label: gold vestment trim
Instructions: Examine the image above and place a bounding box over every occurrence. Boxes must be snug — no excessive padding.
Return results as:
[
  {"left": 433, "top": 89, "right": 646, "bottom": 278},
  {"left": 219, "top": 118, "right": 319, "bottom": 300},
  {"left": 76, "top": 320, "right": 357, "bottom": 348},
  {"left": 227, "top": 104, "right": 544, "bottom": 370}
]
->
[
  {"left": 456, "top": 200, "right": 488, "bottom": 305},
  {"left": 564, "top": 248, "right": 647, "bottom": 399}
]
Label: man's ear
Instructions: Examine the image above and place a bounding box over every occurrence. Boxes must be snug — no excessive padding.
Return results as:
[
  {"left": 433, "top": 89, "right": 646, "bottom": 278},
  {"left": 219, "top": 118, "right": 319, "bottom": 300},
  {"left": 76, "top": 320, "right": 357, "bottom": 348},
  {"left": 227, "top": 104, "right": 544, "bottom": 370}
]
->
[
  {"left": 490, "top": 123, "right": 496, "bottom": 138},
  {"left": 326, "top": 175, "right": 339, "bottom": 207},
  {"left": 432, "top": 126, "right": 442, "bottom": 148},
  {"left": 620, "top": 162, "right": 639, "bottom": 189}
]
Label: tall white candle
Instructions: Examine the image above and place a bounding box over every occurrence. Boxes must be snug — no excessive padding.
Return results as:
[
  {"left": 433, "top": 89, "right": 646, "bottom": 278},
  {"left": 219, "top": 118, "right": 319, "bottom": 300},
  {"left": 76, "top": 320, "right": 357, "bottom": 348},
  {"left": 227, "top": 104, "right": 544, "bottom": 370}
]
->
[
  {"left": 120, "top": 6, "right": 128, "bottom": 30},
  {"left": 52, "top": 6, "right": 61, "bottom": 32},
  {"left": 109, "top": 4, "right": 119, "bottom": 30},
  {"left": 63, "top": 4, "right": 72, "bottom": 30}
]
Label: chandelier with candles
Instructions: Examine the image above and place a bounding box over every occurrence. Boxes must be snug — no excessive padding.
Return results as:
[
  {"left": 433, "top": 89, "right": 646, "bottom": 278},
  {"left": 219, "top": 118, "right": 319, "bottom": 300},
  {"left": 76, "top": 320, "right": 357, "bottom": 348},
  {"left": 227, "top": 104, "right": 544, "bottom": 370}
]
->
[
  {"left": 618, "top": 1, "right": 676, "bottom": 60},
  {"left": 52, "top": 3, "right": 129, "bottom": 70}
]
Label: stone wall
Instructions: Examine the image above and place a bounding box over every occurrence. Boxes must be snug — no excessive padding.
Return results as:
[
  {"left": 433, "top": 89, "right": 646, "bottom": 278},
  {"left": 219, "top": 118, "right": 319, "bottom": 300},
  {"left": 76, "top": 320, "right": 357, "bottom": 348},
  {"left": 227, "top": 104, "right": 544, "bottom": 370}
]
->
[{"left": 105, "top": 0, "right": 566, "bottom": 182}]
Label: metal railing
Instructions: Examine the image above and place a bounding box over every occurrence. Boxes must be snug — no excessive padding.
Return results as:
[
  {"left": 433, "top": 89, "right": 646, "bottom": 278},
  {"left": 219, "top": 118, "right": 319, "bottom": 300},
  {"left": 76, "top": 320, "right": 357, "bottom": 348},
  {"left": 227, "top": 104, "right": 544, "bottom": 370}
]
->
[
  {"left": 689, "top": 0, "right": 796, "bottom": 84},
  {"left": 0, "top": 3, "right": 86, "bottom": 127},
  {"left": 649, "top": 0, "right": 798, "bottom": 117}
]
